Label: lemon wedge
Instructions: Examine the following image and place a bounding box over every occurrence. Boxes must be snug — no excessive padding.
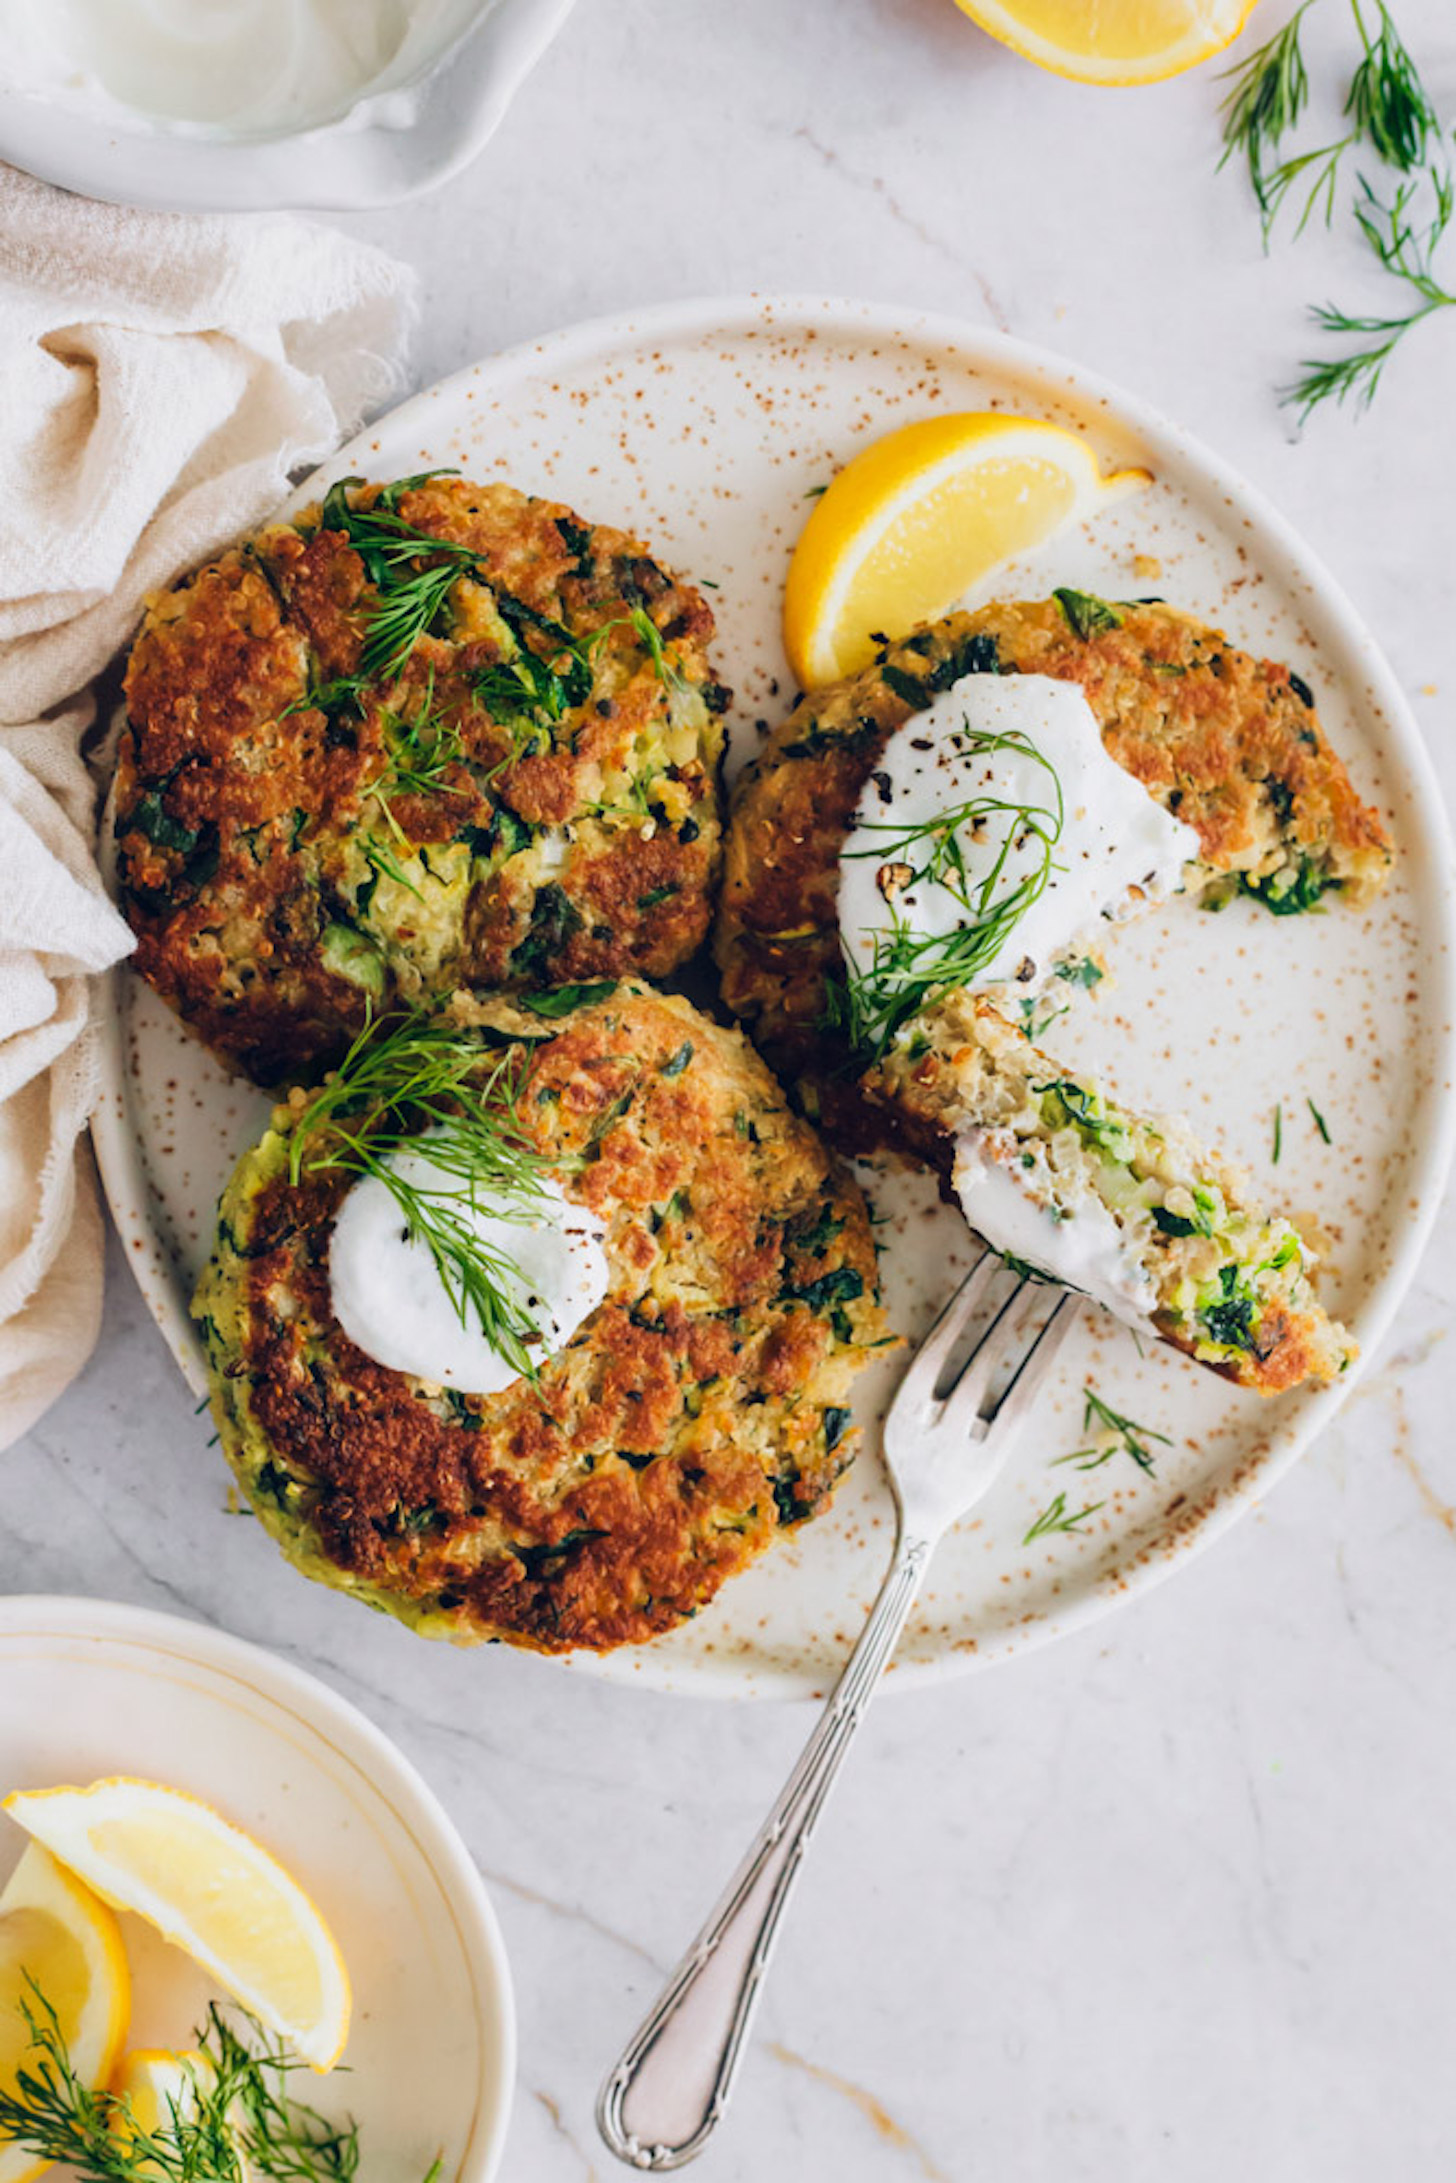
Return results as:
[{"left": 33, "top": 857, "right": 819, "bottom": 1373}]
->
[
  {"left": 111, "top": 2048, "right": 212, "bottom": 2163},
  {"left": 3, "top": 1782, "right": 349, "bottom": 2073},
  {"left": 952, "top": 0, "right": 1255, "bottom": 85},
  {"left": 783, "top": 412, "right": 1147, "bottom": 688},
  {"left": 1, "top": 1843, "right": 131, "bottom": 2183}
]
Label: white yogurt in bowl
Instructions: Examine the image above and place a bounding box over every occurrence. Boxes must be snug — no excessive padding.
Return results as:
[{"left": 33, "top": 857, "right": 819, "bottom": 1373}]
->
[
  {"left": 0, "top": 0, "right": 486, "bottom": 139},
  {"left": 0, "top": 0, "right": 576, "bottom": 209}
]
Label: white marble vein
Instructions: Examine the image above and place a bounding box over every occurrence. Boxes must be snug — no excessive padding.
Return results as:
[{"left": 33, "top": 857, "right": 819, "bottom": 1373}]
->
[{"left": 7, "top": 0, "right": 1456, "bottom": 2175}]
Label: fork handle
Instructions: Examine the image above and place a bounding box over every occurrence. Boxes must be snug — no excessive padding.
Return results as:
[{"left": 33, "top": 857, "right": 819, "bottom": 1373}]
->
[{"left": 596, "top": 1530, "right": 934, "bottom": 2171}]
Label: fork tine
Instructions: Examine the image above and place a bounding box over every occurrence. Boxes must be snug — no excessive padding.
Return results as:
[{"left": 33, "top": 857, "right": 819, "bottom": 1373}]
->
[
  {"left": 986, "top": 1292, "right": 1081, "bottom": 1433},
  {"left": 935, "top": 1275, "right": 1053, "bottom": 1435},
  {"left": 899, "top": 1247, "right": 1006, "bottom": 1394}
]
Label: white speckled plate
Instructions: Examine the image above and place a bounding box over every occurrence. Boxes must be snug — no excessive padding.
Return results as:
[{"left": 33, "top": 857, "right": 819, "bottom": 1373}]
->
[
  {"left": 93, "top": 297, "right": 1456, "bottom": 1699},
  {"left": 0, "top": 1595, "right": 514, "bottom": 2179}
]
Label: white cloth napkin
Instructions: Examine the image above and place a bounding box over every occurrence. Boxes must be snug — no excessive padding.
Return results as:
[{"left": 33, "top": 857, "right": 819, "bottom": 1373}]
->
[{"left": 0, "top": 163, "right": 416, "bottom": 1452}]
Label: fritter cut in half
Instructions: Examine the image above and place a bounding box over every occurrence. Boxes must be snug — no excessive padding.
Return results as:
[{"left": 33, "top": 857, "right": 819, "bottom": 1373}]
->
[
  {"left": 717, "top": 594, "right": 1392, "bottom": 1082},
  {"left": 871, "top": 994, "right": 1355, "bottom": 1394},
  {"left": 194, "top": 983, "right": 888, "bottom": 1654},
  {"left": 118, "top": 474, "right": 730, "bottom": 1083}
]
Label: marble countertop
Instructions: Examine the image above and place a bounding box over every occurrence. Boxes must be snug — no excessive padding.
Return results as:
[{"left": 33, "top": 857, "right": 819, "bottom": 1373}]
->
[{"left": 7, "top": 2, "right": 1456, "bottom": 2176}]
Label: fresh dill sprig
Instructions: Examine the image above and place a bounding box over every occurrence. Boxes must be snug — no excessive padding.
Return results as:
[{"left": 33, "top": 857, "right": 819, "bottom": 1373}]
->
[
  {"left": 373, "top": 678, "right": 465, "bottom": 807},
  {"left": 1023, "top": 1490, "right": 1104, "bottom": 1545},
  {"left": 1289, "top": 167, "right": 1456, "bottom": 414},
  {"left": 1219, "top": 0, "right": 1455, "bottom": 417},
  {"left": 839, "top": 726, "right": 1064, "bottom": 1057},
  {"left": 1053, "top": 1387, "right": 1173, "bottom": 1477},
  {"left": 1346, "top": 0, "right": 1441, "bottom": 172},
  {"left": 291, "top": 1009, "right": 569, "bottom": 1384},
  {"left": 0, "top": 1978, "right": 440, "bottom": 2183},
  {"left": 320, "top": 477, "right": 486, "bottom": 688},
  {"left": 1218, "top": 1, "right": 1314, "bottom": 236},
  {"left": 361, "top": 680, "right": 466, "bottom": 891},
  {"left": 361, "top": 831, "right": 424, "bottom": 902},
  {"left": 313, "top": 479, "right": 686, "bottom": 744}
]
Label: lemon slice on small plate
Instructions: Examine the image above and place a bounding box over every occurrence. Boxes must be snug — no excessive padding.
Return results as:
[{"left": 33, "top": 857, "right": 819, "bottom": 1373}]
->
[
  {"left": 3, "top": 1781, "right": 349, "bottom": 2073},
  {"left": 783, "top": 411, "right": 1148, "bottom": 688},
  {"left": 1, "top": 1842, "right": 131, "bottom": 2183},
  {"left": 952, "top": 0, "right": 1256, "bottom": 84}
]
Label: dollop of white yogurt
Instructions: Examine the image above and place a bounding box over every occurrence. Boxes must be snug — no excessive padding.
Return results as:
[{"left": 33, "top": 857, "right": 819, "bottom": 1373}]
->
[
  {"left": 0, "top": 0, "right": 481, "bottom": 135},
  {"left": 837, "top": 672, "right": 1200, "bottom": 1004},
  {"left": 952, "top": 1138, "right": 1155, "bottom": 1326},
  {"left": 329, "top": 1131, "right": 609, "bottom": 1395}
]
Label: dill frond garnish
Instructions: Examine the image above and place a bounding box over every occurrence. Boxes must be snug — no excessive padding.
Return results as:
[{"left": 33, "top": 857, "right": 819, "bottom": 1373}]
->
[
  {"left": 1023, "top": 1491, "right": 1104, "bottom": 1545},
  {"left": 359, "top": 679, "right": 466, "bottom": 893},
  {"left": 319, "top": 475, "right": 486, "bottom": 688},
  {"left": 1218, "top": 0, "right": 1454, "bottom": 417},
  {"left": 1218, "top": 2, "right": 1314, "bottom": 235},
  {"left": 1052, "top": 1387, "right": 1172, "bottom": 1477},
  {"left": 1345, "top": 0, "right": 1441, "bottom": 173},
  {"left": 373, "top": 677, "right": 465, "bottom": 807},
  {"left": 312, "top": 478, "right": 688, "bottom": 761},
  {"left": 290, "top": 1009, "right": 569, "bottom": 1385},
  {"left": 0, "top": 1977, "right": 439, "bottom": 2183},
  {"left": 838, "top": 725, "right": 1064, "bottom": 1058}
]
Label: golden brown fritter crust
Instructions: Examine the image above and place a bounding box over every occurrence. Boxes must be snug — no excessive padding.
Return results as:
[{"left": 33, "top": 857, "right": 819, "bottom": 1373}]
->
[
  {"left": 716, "top": 598, "right": 1393, "bottom": 1080},
  {"left": 117, "top": 477, "right": 730, "bottom": 1084},
  {"left": 193, "top": 984, "right": 887, "bottom": 1654}
]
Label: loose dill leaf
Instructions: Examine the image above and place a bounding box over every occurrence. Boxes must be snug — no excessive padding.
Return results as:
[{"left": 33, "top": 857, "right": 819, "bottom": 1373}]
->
[
  {"left": 1273, "top": 1101, "right": 1283, "bottom": 1163},
  {"left": 1259, "top": 135, "right": 1358, "bottom": 238},
  {"left": 0, "top": 1979, "right": 439, "bottom": 2183},
  {"left": 372, "top": 677, "right": 465, "bottom": 807},
  {"left": 1345, "top": 0, "right": 1440, "bottom": 172},
  {"left": 1054, "top": 954, "right": 1104, "bottom": 992},
  {"left": 1052, "top": 1387, "right": 1171, "bottom": 1478},
  {"left": 290, "top": 1009, "right": 571, "bottom": 1384},
  {"left": 362, "top": 832, "right": 424, "bottom": 902},
  {"left": 839, "top": 724, "right": 1064, "bottom": 1056},
  {"left": 1018, "top": 993, "right": 1069, "bottom": 1041},
  {"left": 1308, "top": 1094, "right": 1332, "bottom": 1141},
  {"left": 1218, "top": 1, "right": 1314, "bottom": 231},
  {"left": 1023, "top": 1491, "right": 1104, "bottom": 1545}
]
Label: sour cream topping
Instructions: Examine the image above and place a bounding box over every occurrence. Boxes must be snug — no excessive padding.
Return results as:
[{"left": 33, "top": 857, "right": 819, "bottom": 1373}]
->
[
  {"left": 0, "top": 0, "right": 480, "bottom": 135},
  {"left": 838, "top": 673, "right": 1199, "bottom": 1005},
  {"left": 952, "top": 1137, "right": 1156, "bottom": 1326},
  {"left": 329, "top": 1130, "right": 609, "bottom": 1396}
]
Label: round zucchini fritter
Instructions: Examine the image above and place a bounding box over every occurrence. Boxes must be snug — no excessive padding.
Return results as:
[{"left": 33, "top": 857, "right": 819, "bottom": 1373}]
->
[
  {"left": 117, "top": 476, "right": 731, "bottom": 1083},
  {"left": 716, "top": 597, "right": 1393, "bottom": 1084},
  {"left": 193, "top": 983, "right": 888, "bottom": 1654}
]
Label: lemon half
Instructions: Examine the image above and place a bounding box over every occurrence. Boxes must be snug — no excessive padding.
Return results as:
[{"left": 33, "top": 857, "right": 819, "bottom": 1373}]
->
[
  {"left": 1, "top": 1843, "right": 131, "bottom": 2183},
  {"left": 952, "top": 0, "right": 1257, "bottom": 86},
  {"left": 3, "top": 1782, "right": 349, "bottom": 2073},
  {"left": 783, "top": 411, "right": 1148, "bottom": 689}
]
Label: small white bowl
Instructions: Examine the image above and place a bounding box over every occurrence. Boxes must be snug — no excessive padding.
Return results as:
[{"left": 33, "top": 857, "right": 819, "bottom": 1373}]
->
[
  {"left": 0, "top": 1595, "right": 515, "bottom": 2181},
  {"left": 0, "top": 0, "right": 575, "bottom": 211}
]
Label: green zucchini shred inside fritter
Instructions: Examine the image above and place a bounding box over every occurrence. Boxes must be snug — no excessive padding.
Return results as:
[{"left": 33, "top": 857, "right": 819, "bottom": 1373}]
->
[
  {"left": 320, "top": 923, "right": 385, "bottom": 995},
  {"left": 1053, "top": 588, "right": 1125, "bottom": 640}
]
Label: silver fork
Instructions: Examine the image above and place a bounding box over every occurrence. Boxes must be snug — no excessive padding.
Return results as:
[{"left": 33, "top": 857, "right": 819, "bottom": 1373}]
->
[{"left": 597, "top": 1250, "right": 1081, "bottom": 2170}]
